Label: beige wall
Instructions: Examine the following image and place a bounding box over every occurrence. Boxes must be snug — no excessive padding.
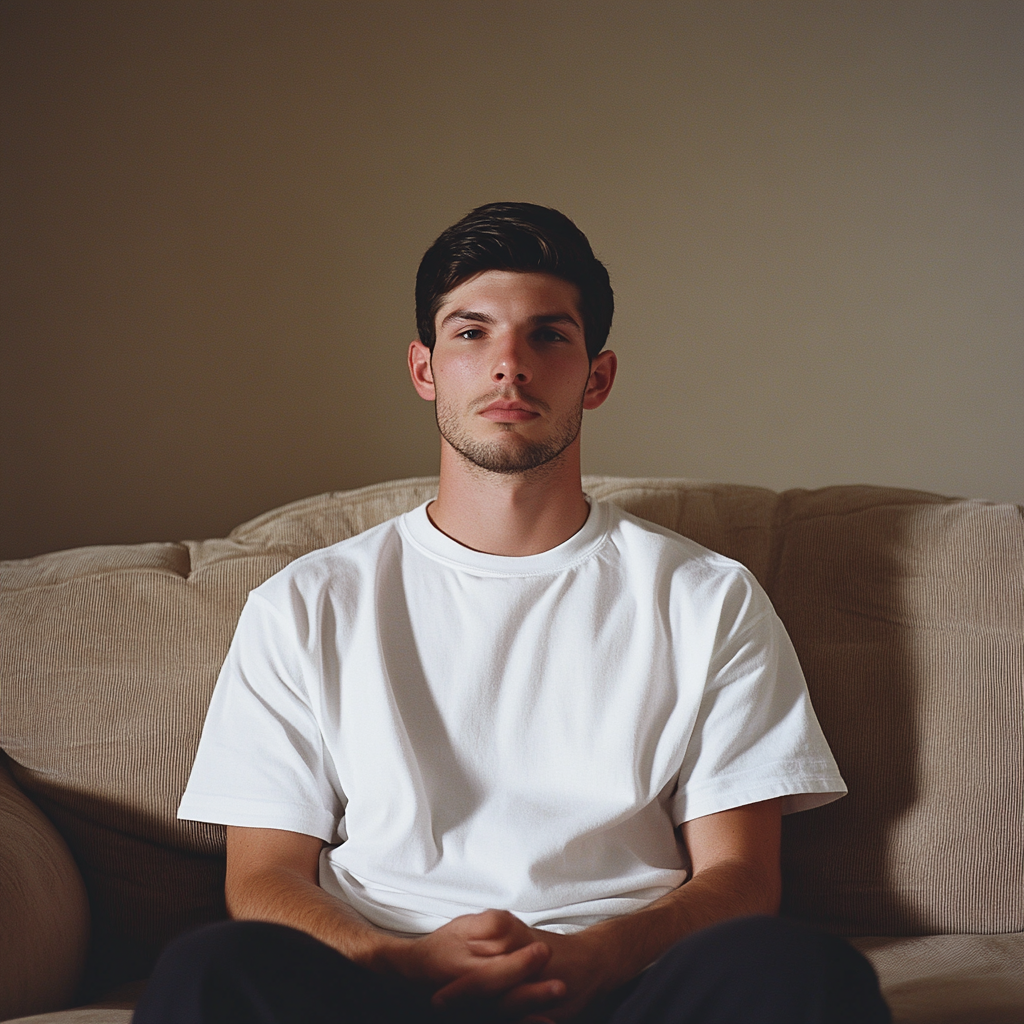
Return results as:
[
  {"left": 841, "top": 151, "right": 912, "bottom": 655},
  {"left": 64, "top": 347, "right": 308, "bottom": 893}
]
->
[{"left": 2, "top": 1, "right": 1021, "bottom": 559}]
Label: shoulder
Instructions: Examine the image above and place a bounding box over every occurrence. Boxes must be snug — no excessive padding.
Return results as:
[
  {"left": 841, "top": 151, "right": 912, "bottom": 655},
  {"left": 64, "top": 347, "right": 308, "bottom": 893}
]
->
[
  {"left": 599, "top": 500, "right": 756, "bottom": 583},
  {"left": 598, "top": 500, "right": 770, "bottom": 624},
  {"left": 250, "top": 511, "right": 407, "bottom": 607}
]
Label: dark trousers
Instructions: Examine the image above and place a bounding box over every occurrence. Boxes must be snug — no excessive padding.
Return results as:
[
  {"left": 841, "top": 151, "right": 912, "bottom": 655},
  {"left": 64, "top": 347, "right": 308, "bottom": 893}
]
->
[{"left": 133, "top": 915, "right": 890, "bottom": 1024}]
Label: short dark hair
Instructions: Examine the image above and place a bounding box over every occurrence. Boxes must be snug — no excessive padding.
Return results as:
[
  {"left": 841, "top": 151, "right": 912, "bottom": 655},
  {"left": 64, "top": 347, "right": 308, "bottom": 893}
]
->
[{"left": 415, "top": 202, "right": 614, "bottom": 359}]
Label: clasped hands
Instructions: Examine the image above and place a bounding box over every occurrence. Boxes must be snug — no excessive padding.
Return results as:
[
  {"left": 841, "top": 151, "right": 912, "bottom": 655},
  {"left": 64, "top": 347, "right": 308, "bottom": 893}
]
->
[{"left": 385, "top": 908, "right": 611, "bottom": 1023}]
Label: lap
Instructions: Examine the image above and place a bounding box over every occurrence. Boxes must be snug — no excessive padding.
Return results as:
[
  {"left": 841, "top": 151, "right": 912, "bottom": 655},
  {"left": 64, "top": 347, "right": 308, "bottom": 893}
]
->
[{"left": 134, "top": 916, "right": 889, "bottom": 1024}]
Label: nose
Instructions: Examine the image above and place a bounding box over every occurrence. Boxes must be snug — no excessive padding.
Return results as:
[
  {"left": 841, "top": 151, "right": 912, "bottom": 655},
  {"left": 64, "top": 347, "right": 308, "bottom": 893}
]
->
[{"left": 490, "top": 331, "right": 532, "bottom": 385}]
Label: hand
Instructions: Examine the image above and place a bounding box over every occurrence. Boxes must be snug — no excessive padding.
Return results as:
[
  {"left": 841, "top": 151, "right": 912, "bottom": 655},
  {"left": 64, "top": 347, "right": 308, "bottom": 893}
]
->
[
  {"left": 505, "top": 929, "right": 612, "bottom": 1022},
  {"left": 385, "top": 909, "right": 566, "bottom": 1018},
  {"left": 431, "top": 921, "right": 611, "bottom": 1023}
]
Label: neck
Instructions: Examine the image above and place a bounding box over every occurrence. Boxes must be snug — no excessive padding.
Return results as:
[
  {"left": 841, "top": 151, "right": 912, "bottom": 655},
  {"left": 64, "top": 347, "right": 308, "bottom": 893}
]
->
[{"left": 427, "top": 437, "right": 590, "bottom": 556}]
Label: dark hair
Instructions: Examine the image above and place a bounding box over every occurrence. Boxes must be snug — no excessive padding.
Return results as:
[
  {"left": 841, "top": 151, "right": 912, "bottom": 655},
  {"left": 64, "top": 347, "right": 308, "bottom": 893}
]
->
[{"left": 415, "top": 202, "right": 614, "bottom": 359}]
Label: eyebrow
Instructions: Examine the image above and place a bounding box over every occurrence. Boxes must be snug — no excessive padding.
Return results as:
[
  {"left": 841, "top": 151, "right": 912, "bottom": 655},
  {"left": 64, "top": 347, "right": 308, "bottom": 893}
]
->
[
  {"left": 440, "top": 309, "right": 497, "bottom": 328},
  {"left": 533, "top": 313, "right": 582, "bottom": 329},
  {"left": 439, "top": 310, "right": 582, "bottom": 330}
]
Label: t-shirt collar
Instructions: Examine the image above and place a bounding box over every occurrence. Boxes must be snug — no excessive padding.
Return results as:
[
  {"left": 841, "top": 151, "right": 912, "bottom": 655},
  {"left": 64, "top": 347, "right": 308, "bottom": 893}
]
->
[{"left": 399, "top": 497, "right": 608, "bottom": 577}]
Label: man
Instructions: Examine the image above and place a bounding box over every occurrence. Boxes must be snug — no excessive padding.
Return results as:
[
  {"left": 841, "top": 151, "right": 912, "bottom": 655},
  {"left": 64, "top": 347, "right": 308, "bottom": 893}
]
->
[{"left": 136, "top": 203, "right": 889, "bottom": 1023}]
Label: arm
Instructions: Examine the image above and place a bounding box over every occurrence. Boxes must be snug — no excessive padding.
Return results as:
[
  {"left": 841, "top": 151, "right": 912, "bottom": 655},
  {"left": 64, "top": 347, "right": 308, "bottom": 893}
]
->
[
  {"left": 225, "top": 826, "right": 397, "bottom": 969},
  {"left": 225, "top": 826, "right": 559, "bottom": 997},
  {"left": 228, "top": 797, "right": 779, "bottom": 1020},
  {"left": 577, "top": 795, "right": 783, "bottom": 980},
  {"left": 434, "top": 798, "right": 782, "bottom": 1021}
]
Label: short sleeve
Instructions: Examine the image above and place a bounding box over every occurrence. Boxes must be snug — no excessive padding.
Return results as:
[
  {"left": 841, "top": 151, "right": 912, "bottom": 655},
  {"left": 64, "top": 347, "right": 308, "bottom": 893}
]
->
[
  {"left": 177, "top": 591, "right": 344, "bottom": 842},
  {"left": 670, "top": 573, "right": 846, "bottom": 824}
]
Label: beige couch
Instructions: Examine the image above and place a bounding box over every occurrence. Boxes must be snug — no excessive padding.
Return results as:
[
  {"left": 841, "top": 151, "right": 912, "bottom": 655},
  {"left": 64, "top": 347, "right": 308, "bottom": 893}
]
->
[{"left": 2, "top": 476, "right": 1022, "bottom": 1024}]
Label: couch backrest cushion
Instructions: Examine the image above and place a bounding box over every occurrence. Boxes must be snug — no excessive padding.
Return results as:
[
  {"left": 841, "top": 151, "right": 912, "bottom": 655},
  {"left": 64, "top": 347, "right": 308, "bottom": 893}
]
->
[
  {"left": 766, "top": 486, "right": 1024, "bottom": 935},
  {"left": 2, "top": 476, "right": 1021, "bottom": 992}
]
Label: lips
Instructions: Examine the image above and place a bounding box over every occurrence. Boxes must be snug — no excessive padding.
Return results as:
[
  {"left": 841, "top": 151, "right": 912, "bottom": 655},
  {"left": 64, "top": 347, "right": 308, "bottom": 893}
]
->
[{"left": 479, "top": 401, "right": 540, "bottom": 422}]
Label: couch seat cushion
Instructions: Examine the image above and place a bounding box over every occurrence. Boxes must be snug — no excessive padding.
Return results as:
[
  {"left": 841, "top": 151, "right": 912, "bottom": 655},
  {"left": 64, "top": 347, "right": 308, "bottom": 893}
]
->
[{"left": 853, "top": 933, "right": 1024, "bottom": 1024}]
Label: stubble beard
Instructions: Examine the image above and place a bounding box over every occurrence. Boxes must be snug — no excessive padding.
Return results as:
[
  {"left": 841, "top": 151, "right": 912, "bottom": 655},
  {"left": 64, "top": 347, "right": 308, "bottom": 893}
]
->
[{"left": 434, "top": 387, "right": 585, "bottom": 476}]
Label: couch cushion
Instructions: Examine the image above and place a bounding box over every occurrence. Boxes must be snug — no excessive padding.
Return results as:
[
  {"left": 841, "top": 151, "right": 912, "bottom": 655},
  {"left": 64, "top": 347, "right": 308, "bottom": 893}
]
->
[
  {"left": 852, "top": 933, "right": 1024, "bottom": 1024},
  {"left": 772, "top": 487, "right": 1024, "bottom": 935},
  {"left": 0, "top": 762, "right": 90, "bottom": 1020}
]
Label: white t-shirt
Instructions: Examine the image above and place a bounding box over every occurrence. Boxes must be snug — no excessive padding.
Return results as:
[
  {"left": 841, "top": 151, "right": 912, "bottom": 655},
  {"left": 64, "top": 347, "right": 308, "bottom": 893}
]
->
[{"left": 179, "top": 499, "right": 845, "bottom": 935}]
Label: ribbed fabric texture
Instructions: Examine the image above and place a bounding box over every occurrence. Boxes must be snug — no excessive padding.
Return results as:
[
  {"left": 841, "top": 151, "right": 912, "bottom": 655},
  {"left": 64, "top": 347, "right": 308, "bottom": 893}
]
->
[{"left": 2, "top": 476, "right": 1022, "bottom": 999}]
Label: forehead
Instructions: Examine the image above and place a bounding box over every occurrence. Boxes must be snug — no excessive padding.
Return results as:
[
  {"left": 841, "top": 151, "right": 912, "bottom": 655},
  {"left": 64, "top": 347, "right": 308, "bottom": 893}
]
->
[{"left": 436, "top": 270, "right": 582, "bottom": 323}]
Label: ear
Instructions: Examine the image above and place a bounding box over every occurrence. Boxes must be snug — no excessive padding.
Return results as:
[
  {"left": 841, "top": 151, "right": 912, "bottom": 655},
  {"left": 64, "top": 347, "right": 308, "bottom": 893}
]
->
[
  {"left": 582, "top": 350, "right": 617, "bottom": 410},
  {"left": 408, "top": 339, "right": 435, "bottom": 401}
]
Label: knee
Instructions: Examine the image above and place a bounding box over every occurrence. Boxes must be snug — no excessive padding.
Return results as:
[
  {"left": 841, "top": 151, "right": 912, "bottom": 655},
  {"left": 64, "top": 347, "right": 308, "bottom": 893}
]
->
[
  {"left": 663, "top": 914, "right": 873, "bottom": 978},
  {"left": 147, "top": 918, "right": 335, "bottom": 998},
  {"left": 154, "top": 920, "right": 279, "bottom": 973},
  {"left": 688, "top": 914, "right": 839, "bottom": 958},
  {"left": 136, "top": 920, "right": 343, "bottom": 1024},
  {"left": 649, "top": 915, "right": 890, "bottom": 1024}
]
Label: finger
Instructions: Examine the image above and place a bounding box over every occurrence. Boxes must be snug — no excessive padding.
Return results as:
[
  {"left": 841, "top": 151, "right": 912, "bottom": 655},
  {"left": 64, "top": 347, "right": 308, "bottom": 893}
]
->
[
  {"left": 432, "top": 943, "right": 550, "bottom": 1007},
  {"left": 463, "top": 909, "right": 521, "bottom": 938},
  {"left": 432, "top": 941, "right": 552, "bottom": 1008},
  {"left": 465, "top": 935, "right": 522, "bottom": 956},
  {"left": 463, "top": 909, "right": 531, "bottom": 949},
  {"left": 501, "top": 978, "right": 567, "bottom": 1015}
]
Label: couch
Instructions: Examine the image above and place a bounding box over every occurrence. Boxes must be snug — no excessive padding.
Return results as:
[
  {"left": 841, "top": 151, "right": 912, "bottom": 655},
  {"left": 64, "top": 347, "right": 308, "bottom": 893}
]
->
[{"left": 2, "top": 476, "right": 1022, "bottom": 1024}]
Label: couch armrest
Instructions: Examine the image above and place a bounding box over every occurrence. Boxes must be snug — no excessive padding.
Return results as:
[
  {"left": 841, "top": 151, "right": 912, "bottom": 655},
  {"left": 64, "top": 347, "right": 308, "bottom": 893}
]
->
[{"left": 0, "top": 759, "right": 90, "bottom": 1020}]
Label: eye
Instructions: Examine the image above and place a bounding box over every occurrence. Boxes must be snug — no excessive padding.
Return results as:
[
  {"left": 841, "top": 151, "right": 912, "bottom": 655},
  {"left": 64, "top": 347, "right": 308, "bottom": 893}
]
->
[
  {"left": 458, "top": 328, "right": 484, "bottom": 340},
  {"left": 535, "top": 328, "right": 566, "bottom": 343}
]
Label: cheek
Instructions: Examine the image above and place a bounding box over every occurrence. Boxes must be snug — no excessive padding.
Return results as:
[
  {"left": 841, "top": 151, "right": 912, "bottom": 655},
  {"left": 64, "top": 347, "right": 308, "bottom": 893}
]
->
[
  {"left": 433, "top": 352, "right": 489, "bottom": 390},
  {"left": 549, "top": 359, "right": 594, "bottom": 395},
  {"left": 430, "top": 371, "right": 476, "bottom": 414}
]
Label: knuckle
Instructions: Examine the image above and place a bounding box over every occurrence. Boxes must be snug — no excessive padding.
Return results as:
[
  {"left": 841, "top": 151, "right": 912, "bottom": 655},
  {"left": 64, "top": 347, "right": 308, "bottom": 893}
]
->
[{"left": 481, "top": 908, "right": 513, "bottom": 930}]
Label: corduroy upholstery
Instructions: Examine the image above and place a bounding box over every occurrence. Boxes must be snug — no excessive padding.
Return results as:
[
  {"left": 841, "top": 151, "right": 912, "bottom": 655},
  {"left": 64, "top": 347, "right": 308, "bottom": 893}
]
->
[{"left": 1, "top": 476, "right": 1022, "bottom": 1023}]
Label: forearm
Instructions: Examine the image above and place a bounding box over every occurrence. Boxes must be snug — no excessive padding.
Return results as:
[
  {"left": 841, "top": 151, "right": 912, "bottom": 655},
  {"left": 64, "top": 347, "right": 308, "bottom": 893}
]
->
[
  {"left": 227, "top": 865, "right": 555, "bottom": 1002},
  {"left": 226, "top": 859, "right": 408, "bottom": 973},
  {"left": 577, "top": 856, "right": 781, "bottom": 991}
]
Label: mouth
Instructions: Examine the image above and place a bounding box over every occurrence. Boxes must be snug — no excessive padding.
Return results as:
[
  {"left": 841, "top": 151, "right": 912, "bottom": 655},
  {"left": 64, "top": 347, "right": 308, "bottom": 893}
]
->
[{"left": 478, "top": 399, "right": 541, "bottom": 423}]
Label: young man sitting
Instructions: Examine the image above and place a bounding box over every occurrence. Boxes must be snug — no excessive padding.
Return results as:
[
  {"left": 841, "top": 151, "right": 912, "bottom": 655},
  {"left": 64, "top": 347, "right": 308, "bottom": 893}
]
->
[{"left": 136, "top": 203, "right": 889, "bottom": 1023}]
